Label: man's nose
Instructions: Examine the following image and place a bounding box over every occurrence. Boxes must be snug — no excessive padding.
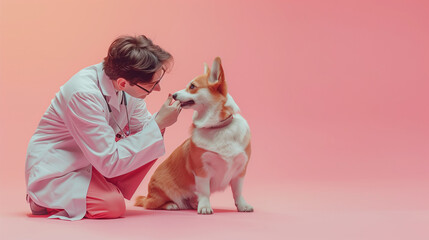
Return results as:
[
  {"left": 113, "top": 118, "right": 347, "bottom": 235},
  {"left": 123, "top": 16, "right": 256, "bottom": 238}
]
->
[{"left": 153, "top": 83, "right": 161, "bottom": 92}]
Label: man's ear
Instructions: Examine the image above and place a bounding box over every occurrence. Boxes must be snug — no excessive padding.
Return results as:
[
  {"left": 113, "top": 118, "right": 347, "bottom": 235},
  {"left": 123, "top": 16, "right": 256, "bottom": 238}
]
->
[{"left": 116, "top": 78, "right": 128, "bottom": 90}]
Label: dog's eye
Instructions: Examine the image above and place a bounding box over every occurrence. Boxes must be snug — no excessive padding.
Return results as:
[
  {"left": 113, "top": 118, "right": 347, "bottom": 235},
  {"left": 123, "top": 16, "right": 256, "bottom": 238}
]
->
[{"left": 189, "top": 83, "right": 196, "bottom": 89}]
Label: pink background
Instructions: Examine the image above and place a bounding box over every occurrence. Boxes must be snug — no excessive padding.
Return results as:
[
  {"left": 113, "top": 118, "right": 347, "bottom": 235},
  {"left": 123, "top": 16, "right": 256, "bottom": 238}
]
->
[{"left": 0, "top": 0, "right": 428, "bottom": 239}]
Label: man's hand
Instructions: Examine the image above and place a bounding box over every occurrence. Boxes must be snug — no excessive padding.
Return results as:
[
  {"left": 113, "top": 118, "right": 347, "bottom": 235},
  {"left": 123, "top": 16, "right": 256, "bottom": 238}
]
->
[{"left": 155, "top": 94, "right": 182, "bottom": 130}]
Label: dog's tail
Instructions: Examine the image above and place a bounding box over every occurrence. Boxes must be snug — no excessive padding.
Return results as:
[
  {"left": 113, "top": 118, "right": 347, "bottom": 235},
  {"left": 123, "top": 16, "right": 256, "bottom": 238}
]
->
[
  {"left": 135, "top": 195, "right": 169, "bottom": 209},
  {"left": 134, "top": 195, "right": 147, "bottom": 208}
]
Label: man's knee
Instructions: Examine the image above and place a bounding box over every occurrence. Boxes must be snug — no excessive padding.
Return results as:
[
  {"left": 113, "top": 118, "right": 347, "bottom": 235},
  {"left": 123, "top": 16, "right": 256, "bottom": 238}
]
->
[{"left": 86, "top": 191, "right": 125, "bottom": 219}]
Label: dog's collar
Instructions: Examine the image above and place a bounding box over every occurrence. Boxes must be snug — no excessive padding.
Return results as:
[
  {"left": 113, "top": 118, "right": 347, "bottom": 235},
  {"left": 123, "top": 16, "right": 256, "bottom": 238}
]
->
[{"left": 202, "top": 115, "right": 234, "bottom": 129}]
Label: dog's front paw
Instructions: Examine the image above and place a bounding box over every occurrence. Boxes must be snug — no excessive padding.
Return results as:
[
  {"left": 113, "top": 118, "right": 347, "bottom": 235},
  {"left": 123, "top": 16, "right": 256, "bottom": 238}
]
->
[
  {"left": 197, "top": 201, "right": 213, "bottom": 214},
  {"left": 198, "top": 206, "right": 213, "bottom": 214},
  {"left": 236, "top": 203, "right": 254, "bottom": 212},
  {"left": 197, "top": 197, "right": 213, "bottom": 214}
]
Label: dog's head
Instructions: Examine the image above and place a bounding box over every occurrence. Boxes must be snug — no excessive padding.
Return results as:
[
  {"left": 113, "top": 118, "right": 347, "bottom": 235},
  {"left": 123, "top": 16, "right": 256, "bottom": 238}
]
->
[{"left": 173, "top": 57, "right": 239, "bottom": 127}]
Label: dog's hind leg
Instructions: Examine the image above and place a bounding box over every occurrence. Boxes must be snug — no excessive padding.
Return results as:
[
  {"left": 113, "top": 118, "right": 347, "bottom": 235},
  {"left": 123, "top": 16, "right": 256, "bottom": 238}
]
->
[{"left": 160, "top": 202, "right": 180, "bottom": 210}]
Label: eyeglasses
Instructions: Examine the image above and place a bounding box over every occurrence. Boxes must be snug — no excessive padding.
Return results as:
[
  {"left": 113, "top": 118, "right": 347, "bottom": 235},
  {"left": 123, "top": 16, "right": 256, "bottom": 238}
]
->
[{"left": 135, "top": 68, "right": 165, "bottom": 93}]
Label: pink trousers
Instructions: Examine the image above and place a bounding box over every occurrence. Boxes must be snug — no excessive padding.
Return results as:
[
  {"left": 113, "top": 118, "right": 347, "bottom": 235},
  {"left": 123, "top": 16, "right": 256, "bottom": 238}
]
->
[
  {"left": 84, "top": 167, "right": 126, "bottom": 219},
  {"left": 86, "top": 161, "right": 155, "bottom": 219}
]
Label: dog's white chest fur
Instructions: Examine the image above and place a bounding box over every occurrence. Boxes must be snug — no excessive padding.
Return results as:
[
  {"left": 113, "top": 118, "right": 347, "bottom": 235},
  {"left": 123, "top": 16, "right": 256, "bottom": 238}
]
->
[{"left": 192, "top": 114, "right": 251, "bottom": 191}]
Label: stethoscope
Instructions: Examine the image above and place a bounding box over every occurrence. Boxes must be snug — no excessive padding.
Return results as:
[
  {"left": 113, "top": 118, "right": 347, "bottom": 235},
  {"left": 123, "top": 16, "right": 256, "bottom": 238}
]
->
[
  {"left": 97, "top": 72, "right": 130, "bottom": 139},
  {"left": 97, "top": 73, "right": 131, "bottom": 139},
  {"left": 103, "top": 91, "right": 131, "bottom": 139}
]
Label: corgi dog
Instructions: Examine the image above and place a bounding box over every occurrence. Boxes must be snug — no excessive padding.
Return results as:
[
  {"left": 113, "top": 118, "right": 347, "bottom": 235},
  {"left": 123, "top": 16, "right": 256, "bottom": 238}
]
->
[{"left": 135, "top": 57, "right": 253, "bottom": 214}]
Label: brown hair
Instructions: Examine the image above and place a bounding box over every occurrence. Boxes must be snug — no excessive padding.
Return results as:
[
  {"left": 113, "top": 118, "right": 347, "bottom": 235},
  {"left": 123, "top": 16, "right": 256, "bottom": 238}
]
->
[{"left": 103, "top": 35, "right": 172, "bottom": 85}]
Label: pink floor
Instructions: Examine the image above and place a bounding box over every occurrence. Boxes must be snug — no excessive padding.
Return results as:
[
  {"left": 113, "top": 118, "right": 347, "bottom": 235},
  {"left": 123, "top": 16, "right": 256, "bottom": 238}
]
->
[{"left": 1, "top": 180, "right": 428, "bottom": 240}]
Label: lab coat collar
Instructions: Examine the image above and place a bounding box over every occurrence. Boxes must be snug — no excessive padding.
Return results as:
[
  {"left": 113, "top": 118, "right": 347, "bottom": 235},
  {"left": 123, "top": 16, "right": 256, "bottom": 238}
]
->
[{"left": 96, "top": 62, "right": 122, "bottom": 112}]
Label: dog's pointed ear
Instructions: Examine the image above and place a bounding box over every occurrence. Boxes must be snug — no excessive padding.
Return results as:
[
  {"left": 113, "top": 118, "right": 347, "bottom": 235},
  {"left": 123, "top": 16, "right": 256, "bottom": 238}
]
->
[
  {"left": 204, "top": 63, "right": 210, "bottom": 76},
  {"left": 209, "top": 57, "right": 227, "bottom": 96},
  {"left": 209, "top": 57, "right": 223, "bottom": 83}
]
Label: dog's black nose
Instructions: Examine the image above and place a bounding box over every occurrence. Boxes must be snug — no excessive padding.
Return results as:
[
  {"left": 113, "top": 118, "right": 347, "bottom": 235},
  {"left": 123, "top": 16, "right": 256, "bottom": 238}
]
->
[{"left": 172, "top": 93, "right": 177, "bottom": 100}]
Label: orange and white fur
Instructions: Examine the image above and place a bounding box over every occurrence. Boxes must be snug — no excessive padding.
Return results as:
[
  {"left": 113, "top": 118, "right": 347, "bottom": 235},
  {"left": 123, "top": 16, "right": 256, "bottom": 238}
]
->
[{"left": 135, "top": 57, "right": 252, "bottom": 214}]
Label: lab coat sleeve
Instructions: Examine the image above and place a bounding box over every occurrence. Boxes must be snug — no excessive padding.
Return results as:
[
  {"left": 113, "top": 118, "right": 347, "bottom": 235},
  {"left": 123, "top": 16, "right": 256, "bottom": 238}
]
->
[{"left": 63, "top": 91, "right": 165, "bottom": 178}]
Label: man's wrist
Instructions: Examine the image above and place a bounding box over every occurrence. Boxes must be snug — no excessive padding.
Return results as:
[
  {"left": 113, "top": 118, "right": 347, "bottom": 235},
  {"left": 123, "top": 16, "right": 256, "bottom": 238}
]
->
[{"left": 154, "top": 114, "right": 165, "bottom": 130}]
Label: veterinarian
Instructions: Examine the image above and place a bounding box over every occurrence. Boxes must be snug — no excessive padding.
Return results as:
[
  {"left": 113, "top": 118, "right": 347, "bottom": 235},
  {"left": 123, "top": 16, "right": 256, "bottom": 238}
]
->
[{"left": 25, "top": 35, "right": 182, "bottom": 220}]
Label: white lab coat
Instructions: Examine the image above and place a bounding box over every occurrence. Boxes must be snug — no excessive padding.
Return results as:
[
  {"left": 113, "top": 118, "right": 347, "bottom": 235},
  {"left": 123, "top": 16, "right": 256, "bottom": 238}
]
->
[{"left": 25, "top": 63, "right": 165, "bottom": 220}]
